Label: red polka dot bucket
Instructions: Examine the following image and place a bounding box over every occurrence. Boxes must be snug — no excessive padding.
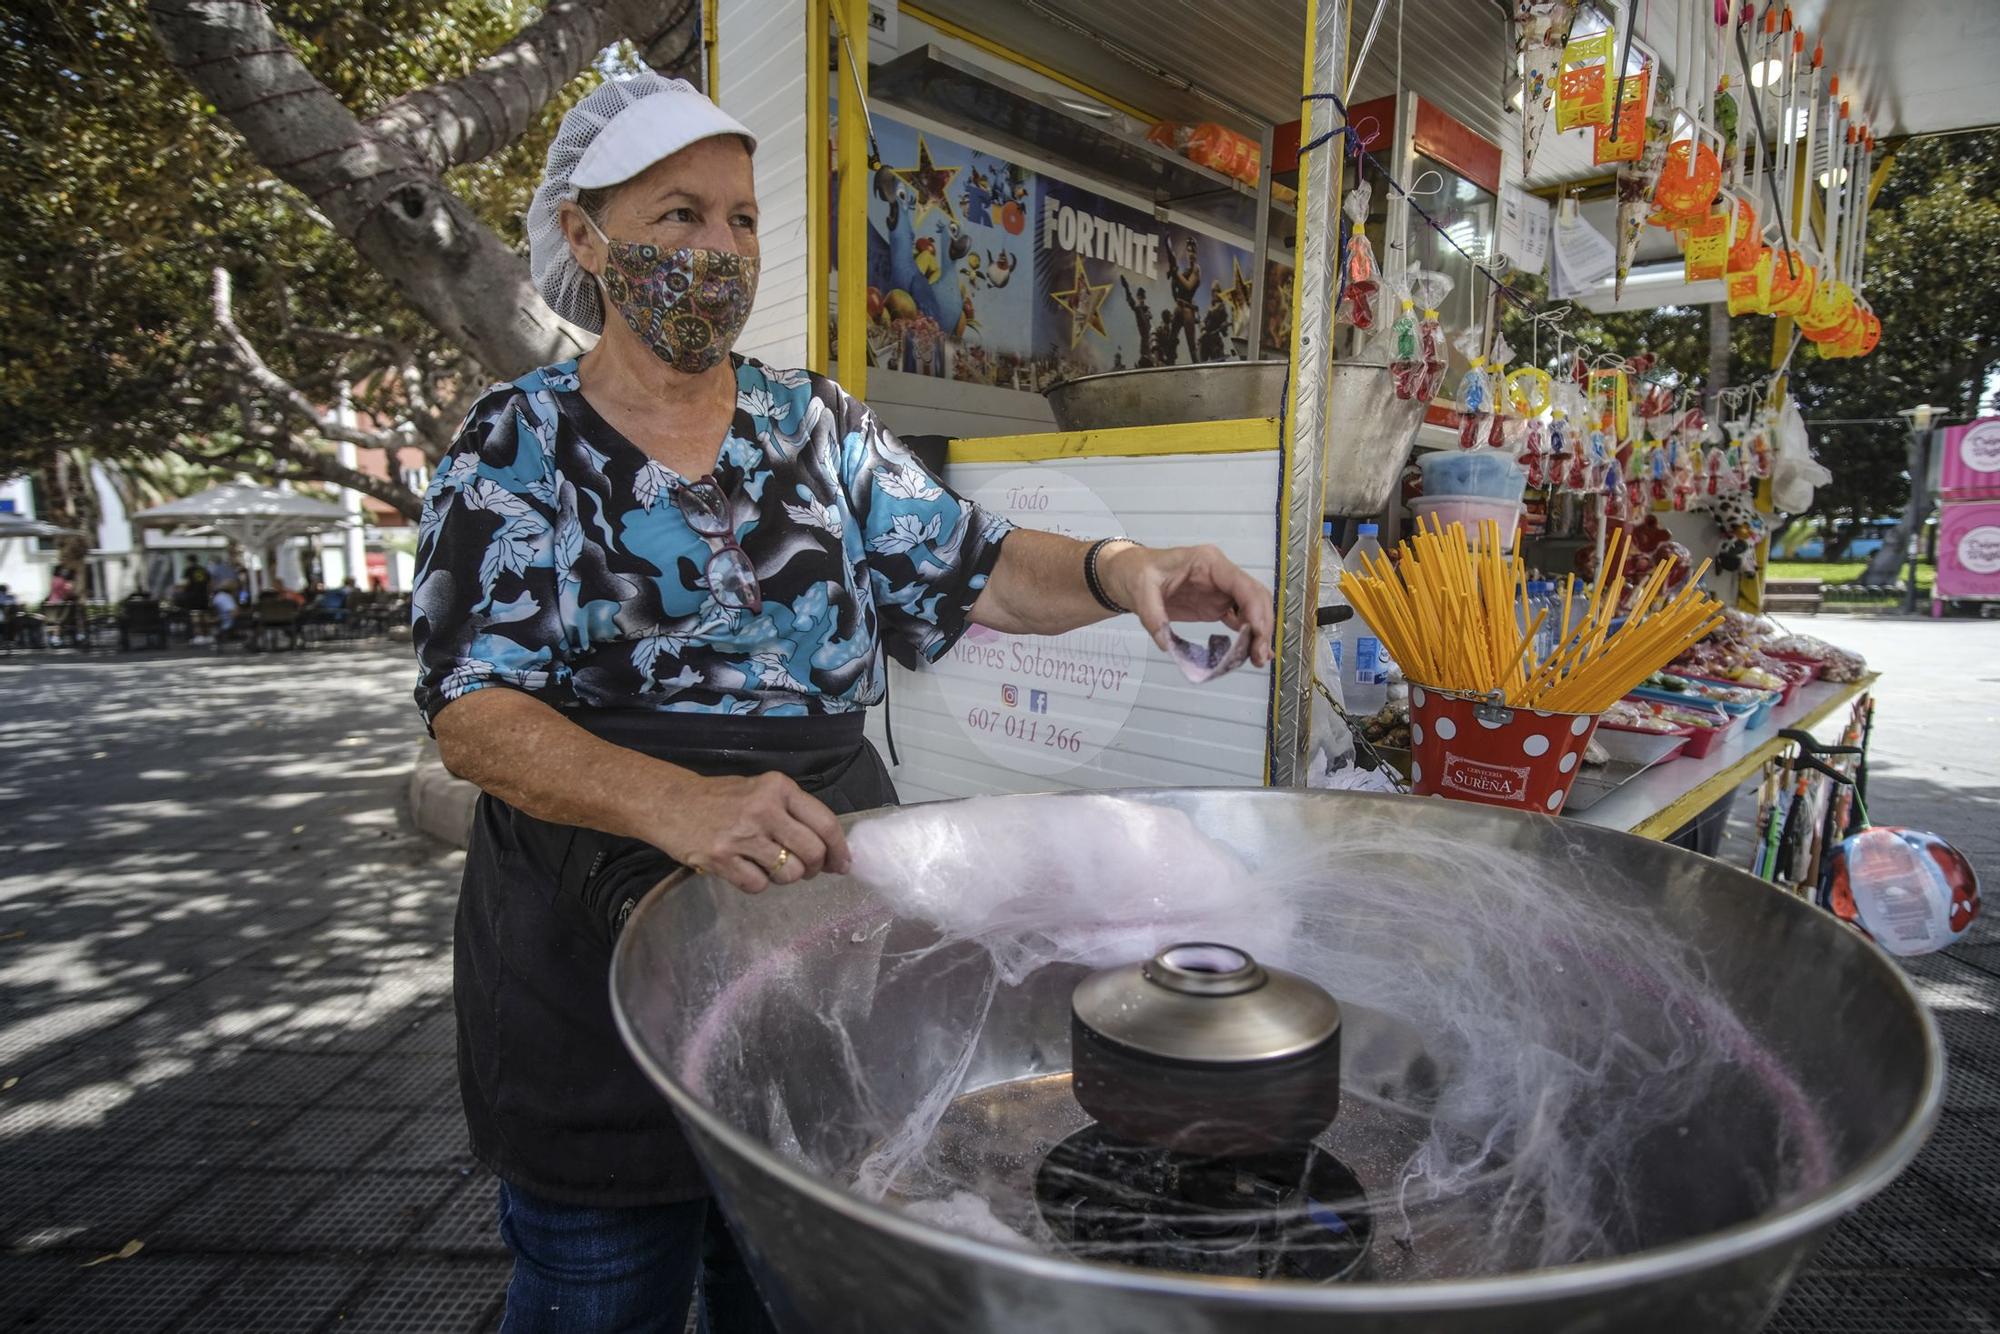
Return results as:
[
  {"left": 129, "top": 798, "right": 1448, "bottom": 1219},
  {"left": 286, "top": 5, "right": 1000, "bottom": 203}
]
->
[{"left": 1405, "top": 683, "right": 1600, "bottom": 815}]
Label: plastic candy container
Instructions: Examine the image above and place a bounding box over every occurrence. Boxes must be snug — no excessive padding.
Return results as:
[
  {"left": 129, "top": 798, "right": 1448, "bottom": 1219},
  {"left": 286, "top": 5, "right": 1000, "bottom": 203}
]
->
[{"left": 1421, "top": 450, "right": 1530, "bottom": 502}]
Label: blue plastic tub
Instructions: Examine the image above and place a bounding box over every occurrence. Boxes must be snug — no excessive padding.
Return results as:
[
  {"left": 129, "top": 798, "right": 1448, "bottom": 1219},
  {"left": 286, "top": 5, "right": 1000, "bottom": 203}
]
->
[{"left": 1419, "top": 450, "right": 1527, "bottom": 501}]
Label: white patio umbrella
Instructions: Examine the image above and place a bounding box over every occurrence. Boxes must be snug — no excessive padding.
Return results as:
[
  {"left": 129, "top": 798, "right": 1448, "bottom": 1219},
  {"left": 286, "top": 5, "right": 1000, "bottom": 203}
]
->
[
  {"left": 0, "top": 512, "right": 85, "bottom": 541},
  {"left": 131, "top": 482, "right": 350, "bottom": 598}
]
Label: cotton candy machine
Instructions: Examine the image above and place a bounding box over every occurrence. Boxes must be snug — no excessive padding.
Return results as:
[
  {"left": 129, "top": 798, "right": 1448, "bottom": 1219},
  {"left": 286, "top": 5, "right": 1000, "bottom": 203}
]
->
[{"left": 610, "top": 789, "right": 1941, "bottom": 1334}]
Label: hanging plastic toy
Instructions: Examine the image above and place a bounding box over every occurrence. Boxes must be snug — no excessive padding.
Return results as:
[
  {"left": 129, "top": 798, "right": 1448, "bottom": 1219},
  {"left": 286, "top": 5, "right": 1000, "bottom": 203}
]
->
[
  {"left": 1563, "top": 429, "right": 1591, "bottom": 493},
  {"left": 1455, "top": 331, "right": 1492, "bottom": 449},
  {"left": 1337, "top": 181, "right": 1378, "bottom": 329},
  {"left": 1588, "top": 419, "right": 1614, "bottom": 491},
  {"left": 1647, "top": 442, "right": 1671, "bottom": 505},
  {"left": 1410, "top": 268, "right": 1455, "bottom": 403},
  {"left": 1560, "top": 378, "right": 1594, "bottom": 494},
  {"left": 1485, "top": 335, "right": 1518, "bottom": 450},
  {"left": 1725, "top": 437, "right": 1749, "bottom": 491},
  {"left": 1671, "top": 439, "right": 1697, "bottom": 511},
  {"left": 1387, "top": 272, "right": 1421, "bottom": 400}
]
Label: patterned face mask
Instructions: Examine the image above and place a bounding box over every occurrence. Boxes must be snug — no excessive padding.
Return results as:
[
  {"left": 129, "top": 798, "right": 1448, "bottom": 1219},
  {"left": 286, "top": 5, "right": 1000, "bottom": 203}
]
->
[{"left": 589, "top": 219, "right": 759, "bottom": 375}]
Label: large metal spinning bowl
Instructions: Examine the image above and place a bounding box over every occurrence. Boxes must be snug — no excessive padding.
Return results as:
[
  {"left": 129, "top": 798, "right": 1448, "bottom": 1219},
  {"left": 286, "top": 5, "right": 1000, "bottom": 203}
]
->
[{"left": 611, "top": 789, "right": 1941, "bottom": 1334}]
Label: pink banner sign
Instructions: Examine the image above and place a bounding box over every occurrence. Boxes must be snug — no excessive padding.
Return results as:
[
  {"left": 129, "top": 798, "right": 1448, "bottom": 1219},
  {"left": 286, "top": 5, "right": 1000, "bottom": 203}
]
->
[
  {"left": 1937, "top": 500, "right": 2000, "bottom": 600},
  {"left": 1939, "top": 417, "right": 2000, "bottom": 499}
]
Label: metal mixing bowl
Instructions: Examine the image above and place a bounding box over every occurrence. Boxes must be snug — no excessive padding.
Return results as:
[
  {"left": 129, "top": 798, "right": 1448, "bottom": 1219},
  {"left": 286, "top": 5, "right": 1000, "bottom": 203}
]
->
[
  {"left": 611, "top": 789, "right": 1941, "bottom": 1334},
  {"left": 1040, "top": 362, "right": 1430, "bottom": 515}
]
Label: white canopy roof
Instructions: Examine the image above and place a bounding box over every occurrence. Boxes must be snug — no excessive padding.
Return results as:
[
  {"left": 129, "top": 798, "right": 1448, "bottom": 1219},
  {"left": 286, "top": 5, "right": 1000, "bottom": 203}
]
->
[
  {"left": 132, "top": 483, "right": 349, "bottom": 540},
  {"left": 0, "top": 512, "right": 86, "bottom": 540}
]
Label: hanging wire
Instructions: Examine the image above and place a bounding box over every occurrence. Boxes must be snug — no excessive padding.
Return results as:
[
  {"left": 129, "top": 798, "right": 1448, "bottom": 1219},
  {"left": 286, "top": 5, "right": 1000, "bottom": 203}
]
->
[
  {"left": 1343, "top": 0, "right": 1395, "bottom": 100},
  {"left": 826, "top": 4, "right": 883, "bottom": 169}
]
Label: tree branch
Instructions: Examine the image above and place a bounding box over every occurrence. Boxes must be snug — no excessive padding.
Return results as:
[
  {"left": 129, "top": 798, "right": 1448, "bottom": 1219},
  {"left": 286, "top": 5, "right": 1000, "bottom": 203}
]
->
[
  {"left": 209, "top": 265, "right": 424, "bottom": 519},
  {"left": 246, "top": 424, "right": 423, "bottom": 520},
  {"left": 366, "top": 1, "right": 618, "bottom": 174},
  {"left": 212, "top": 267, "right": 401, "bottom": 450},
  {"left": 150, "top": 0, "right": 598, "bottom": 377}
]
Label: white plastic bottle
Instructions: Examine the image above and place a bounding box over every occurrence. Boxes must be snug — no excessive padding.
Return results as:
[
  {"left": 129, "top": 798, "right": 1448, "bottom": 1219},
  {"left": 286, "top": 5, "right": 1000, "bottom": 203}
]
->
[
  {"left": 1340, "top": 523, "right": 1389, "bottom": 715},
  {"left": 1318, "top": 523, "right": 1346, "bottom": 702}
]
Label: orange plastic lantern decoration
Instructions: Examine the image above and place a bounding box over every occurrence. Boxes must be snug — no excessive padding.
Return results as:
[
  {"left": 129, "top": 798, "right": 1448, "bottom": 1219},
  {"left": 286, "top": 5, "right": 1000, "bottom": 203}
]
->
[
  {"left": 1856, "top": 307, "right": 1883, "bottom": 356},
  {"left": 1724, "top": 200, "right": 1760, "bottom": 274},
  {"left": 1653, "top": 139, "right": 1722, "bottom": 218},
  {"left": 1592, "top": 70, "right": 1649, "bottom": 165},
  {"left": 1683, "top": 210, "right": 1729, "bottom": 282},
  {"left": 1763, "top": 250, "right": 1814, "bottom": 318},
  {"left": 1800, "top": 281, "right": 1858, "bottom": 343},
  {"left": 1555, "top": 30, "right": 1616, "bottom": 133},
  {"left": 1726, "top": 249, "right": 1771, "bottom": 316}
]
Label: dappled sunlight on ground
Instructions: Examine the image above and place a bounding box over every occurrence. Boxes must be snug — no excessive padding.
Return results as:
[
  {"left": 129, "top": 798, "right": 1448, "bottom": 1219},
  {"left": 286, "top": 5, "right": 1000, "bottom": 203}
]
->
[{"left": 1, "top": 645, "right": 507, "bottom": 1331}]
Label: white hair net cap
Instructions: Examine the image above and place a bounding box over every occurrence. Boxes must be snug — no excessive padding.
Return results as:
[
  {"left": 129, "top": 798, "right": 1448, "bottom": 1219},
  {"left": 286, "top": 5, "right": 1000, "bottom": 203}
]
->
[{"left": 527, "top": 70, "right": 757, "bottom": 334}]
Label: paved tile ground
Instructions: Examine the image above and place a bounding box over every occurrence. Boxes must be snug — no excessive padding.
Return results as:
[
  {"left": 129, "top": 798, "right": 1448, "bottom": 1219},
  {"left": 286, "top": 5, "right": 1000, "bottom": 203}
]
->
[
  {"left": 0, "top": 644, "right": 504, "bottom": 1333},
  {"left": 0, "top": 623, "right": 1995, "bottom": 1331},
  {"left": 1721, "top": 618, "right": 2000, "bottom": 1333}
]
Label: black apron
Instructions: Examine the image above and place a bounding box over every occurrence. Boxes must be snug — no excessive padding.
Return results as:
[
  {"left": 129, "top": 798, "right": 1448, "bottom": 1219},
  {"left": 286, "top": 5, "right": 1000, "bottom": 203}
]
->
[{"left": 454, "top": 708, "right": 896, "bottom": 1207}]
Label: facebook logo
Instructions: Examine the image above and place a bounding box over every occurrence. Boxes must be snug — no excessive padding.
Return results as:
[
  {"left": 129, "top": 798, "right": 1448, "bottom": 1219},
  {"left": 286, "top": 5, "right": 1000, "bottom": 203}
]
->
[{"left": 1029, "top": 690, "right": 1050, "bottom": 714}]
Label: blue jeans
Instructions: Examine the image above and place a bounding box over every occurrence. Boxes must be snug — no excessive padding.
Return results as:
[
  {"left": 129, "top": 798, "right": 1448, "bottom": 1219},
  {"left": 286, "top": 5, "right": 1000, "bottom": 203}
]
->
[{"left": 498, "top": 1183, "right": 779, "bottom": 1334}]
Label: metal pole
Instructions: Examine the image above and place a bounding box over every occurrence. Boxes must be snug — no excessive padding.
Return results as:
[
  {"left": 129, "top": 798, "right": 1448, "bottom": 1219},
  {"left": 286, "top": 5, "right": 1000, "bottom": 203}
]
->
[
  {"left": 1904, "top": 426, "right": 1932, "bottom": 614},
  {"left": 1249, "top": 122, "right": 1275, "bottom": 362},
  {"left": 834, "top": 0, "right": 871, "bottom": 397},
  {"left": 1267, "top": 0, "right": 1351, "bottom": 787}
]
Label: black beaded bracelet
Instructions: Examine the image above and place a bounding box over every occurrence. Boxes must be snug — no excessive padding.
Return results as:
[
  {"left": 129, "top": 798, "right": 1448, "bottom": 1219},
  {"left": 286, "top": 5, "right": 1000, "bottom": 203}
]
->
[{"left": 1084, "top": 538, "right": 1135, "bottom": 615}]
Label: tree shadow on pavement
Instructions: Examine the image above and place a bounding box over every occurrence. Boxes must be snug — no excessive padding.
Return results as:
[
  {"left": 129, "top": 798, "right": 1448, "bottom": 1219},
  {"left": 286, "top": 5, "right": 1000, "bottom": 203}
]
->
[{"left": 0, "top": 645, "right": 509, "bottom": 1333}]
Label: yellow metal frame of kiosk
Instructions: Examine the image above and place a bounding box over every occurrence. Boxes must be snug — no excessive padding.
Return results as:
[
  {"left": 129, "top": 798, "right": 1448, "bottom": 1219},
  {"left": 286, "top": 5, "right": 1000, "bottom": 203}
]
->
[
  {"left": 948, "top": 419, "right": 1282, "bottom": 467},
  {"left": 1624, "top": 675, "right": 1876, "bottom": 841}
]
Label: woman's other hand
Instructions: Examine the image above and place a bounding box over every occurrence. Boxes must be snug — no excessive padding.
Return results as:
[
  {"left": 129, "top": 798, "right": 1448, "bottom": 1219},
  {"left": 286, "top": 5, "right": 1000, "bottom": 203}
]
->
[
  {"left": 656, "top": 772, "right": 852, "bottom": 894},
  {"left": 1103, "top": 543, "right": 1275, "bottom": 669}
]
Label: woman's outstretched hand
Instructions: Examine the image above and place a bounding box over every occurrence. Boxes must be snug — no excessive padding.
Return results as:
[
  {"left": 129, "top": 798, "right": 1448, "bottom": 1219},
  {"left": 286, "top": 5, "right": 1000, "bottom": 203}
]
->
[{"left": 1103, "top": 543, "right": 1275, "bottom": 668}]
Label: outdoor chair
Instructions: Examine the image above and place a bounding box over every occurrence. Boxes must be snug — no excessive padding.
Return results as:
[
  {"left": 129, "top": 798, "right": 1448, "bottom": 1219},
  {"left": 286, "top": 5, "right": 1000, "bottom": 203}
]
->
[
  {"left": 117, "top": 599, "right": 169, "bottom": 651},
  {"left": 347, "top": 592, "right": 386, "bottom": 637},
  {"left": 248, "top": 597, "right": 302, "bottom": 652},
  {"left": 0, "top": 607, "right": 48, "bottom": 652}
]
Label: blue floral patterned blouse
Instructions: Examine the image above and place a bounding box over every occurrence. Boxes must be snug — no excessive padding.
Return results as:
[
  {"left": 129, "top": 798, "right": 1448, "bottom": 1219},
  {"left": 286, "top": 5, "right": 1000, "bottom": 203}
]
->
[{"left": 411, "top": 357, "right": 1012, "bottom": 726}]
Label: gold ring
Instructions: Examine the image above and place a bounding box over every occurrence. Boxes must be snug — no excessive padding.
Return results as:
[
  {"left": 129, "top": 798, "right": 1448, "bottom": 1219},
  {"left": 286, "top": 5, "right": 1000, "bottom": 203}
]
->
[{"left": 772, "top": 847, "right": 791, "bottom": 873}]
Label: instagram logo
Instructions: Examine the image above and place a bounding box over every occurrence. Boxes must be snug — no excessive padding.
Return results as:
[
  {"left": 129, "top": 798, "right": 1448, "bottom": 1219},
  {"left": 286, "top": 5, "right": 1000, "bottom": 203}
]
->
[{"left": 1000, "top": 684, "right": 1019, "bottom": 707}]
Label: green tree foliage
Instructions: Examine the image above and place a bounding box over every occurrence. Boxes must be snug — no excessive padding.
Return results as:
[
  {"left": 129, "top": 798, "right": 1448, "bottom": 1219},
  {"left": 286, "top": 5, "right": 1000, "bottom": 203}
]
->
[{"left": 0, "top": 0, "right": 601, "bottom": 494}]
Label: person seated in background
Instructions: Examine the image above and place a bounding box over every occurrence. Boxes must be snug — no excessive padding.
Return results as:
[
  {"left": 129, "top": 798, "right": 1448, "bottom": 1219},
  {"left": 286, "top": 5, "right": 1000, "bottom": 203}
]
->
[
  {"left": 211, "top": 584, "right": 239, "bottom": 637},
  {"left": 0, "top": 584, "right": 17, "bottom": 610}
]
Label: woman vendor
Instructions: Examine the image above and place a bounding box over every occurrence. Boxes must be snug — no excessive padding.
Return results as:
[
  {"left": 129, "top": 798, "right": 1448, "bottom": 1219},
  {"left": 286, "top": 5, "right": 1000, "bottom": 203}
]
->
[{"left": 413, "top": 71, "right": 1275, "bottom": 1332}]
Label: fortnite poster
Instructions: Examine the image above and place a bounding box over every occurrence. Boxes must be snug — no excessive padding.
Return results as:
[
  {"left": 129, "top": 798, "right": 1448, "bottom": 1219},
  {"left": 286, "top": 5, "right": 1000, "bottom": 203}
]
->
[
  {"left": 1035, "top": 177, "right": 1258, "bottom": 378},
  {"left": 847, "top": 110, "right": 1264, "bottom": 391}
]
